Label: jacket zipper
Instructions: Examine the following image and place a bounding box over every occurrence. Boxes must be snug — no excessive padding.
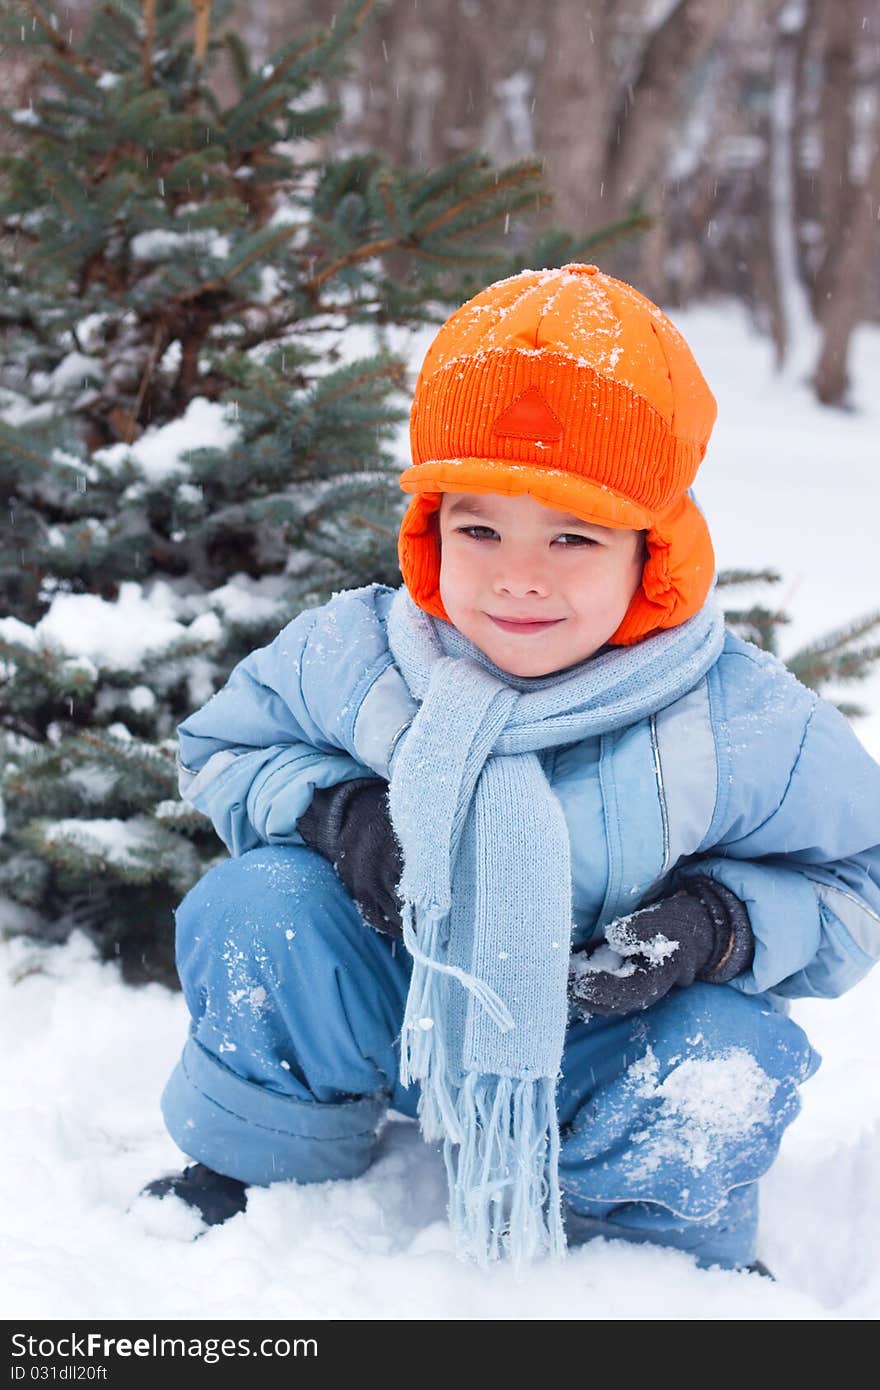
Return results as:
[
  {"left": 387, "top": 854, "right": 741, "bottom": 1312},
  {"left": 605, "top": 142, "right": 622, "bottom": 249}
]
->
[{"left": 649, "top": 714, "right": 671, "bottom": 877}]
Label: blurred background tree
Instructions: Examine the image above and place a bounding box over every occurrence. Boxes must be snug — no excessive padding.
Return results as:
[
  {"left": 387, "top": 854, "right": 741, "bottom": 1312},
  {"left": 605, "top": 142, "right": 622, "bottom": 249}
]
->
[
  {"left": 197, "top": 0, "right": 879, "bottom": 406},
  {"left": 7, "top": 2, "right": 878, "bottom": 404}
]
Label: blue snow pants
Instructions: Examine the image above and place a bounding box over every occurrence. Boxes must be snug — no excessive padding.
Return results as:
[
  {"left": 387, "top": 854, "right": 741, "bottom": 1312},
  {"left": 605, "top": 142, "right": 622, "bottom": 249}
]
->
[{"left": 160, "top": 846, "right": 822, "bottom": 1270}]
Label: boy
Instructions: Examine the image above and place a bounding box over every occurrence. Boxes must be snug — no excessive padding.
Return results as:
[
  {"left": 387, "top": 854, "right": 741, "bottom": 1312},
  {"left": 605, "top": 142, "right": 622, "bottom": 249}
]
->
[{"left": 140, "top": 265, "right": 880, "bottom": 1275}]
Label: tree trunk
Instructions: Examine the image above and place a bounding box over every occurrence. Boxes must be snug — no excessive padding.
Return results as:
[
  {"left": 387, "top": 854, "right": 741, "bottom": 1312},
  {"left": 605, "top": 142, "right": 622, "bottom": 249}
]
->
[
  {"left": 531, "top": 2, "right": 613, "bottom": 234},
  {"left": 812, "top": 0, "right": 859, "bottom": 312},
  {"left": 602, "top": 0, "right": 732, "bottom": 223},
  {"left": 768, "top": 0, "right": 817, "bottom": 375},
  {"left": 812, "top": 115, "right": 880, "bottom": 405}
]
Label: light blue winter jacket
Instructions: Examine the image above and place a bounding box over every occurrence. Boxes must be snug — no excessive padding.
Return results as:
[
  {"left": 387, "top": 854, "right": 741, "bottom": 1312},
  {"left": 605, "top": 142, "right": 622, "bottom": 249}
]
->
[{"left": 177, "top": 582, "right": 880, "bottom": 1008}]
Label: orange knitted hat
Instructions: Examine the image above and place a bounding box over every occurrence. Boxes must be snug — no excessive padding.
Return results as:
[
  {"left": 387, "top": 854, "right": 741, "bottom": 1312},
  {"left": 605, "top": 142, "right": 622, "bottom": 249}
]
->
[{"left": 397, "top": 263, "right": 718, "bottom": 645}]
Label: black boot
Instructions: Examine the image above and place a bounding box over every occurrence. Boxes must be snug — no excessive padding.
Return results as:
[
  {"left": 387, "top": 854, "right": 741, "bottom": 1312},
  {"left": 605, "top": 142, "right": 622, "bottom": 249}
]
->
[{"left": 139, "top": 1163, "right": 249, "bottom": 1227}]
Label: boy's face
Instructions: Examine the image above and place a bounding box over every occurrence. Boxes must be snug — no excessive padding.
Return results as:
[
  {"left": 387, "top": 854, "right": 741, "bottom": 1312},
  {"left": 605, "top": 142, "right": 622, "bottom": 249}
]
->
[{"left": 437, "top": 491, "right": 648, "bottom": 677}]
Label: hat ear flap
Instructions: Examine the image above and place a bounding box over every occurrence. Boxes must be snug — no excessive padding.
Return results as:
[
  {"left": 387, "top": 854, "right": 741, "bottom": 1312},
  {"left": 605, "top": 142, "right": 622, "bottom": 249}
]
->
[
  {"left": 397, "top": 492, "right": 450, "bottom": 623},
  {"left": 609, "top": 492, "right": 715, "bottom": 645}
]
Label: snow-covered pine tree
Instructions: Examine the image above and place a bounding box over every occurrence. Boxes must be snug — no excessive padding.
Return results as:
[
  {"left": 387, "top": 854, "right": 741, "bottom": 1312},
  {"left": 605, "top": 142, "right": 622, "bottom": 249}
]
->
[
  {"left": 717, "top": 569, "right": 880, "bottom": 719},
  {"left": 0, "top": 0, "right": 639, "bottom": 981}
]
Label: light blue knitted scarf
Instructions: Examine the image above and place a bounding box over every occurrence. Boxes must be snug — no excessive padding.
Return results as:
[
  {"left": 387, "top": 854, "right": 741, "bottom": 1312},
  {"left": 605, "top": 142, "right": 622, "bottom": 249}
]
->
[{"left": 385, "top": 584, "right": 726, "bottom": 1268}]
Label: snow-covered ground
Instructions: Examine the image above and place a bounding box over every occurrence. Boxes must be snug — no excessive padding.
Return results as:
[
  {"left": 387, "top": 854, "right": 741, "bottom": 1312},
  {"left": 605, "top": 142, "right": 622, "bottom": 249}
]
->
[{"left": 2, "top": 296, "right": 879, "bottom": 1319}]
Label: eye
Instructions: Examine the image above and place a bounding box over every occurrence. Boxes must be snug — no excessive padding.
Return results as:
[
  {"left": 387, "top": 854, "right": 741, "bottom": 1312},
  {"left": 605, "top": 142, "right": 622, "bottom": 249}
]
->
[
  {"left": 456, "top": 526, "right": 497, "bottom": 540},
  {"left": 556, "top": 533, "right": 598, "bottom": 547}
]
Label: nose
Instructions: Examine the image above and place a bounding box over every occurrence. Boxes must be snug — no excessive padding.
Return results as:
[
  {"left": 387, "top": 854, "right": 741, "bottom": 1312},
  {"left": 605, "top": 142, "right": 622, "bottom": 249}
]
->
[{"left": 491, "top": 552, "right": 551, "bottom": 599}]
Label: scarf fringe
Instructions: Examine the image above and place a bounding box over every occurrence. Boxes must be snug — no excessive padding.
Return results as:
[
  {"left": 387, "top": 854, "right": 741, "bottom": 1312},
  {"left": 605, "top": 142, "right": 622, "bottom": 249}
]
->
[
  {"left": 400, "top": 900, "right": 514, "bottom": 1097},
  {"left": 400, "top": 899, "right": 566, "bottom": 1263},
  {"left": 444, "top": 1072, "right": 567, "bottom": 1269},
  {"left": 400, "top": 904, "right": 462, "bottom": 1140}
]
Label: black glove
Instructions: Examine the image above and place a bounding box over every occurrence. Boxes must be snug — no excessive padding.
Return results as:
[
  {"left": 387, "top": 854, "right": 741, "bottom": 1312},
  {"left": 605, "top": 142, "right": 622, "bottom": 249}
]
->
[
  {"left": 568, "top": 875, "right": 754, "bottom": 1017},
  {"left": 296, "top": 777, "right": 404, "bottom": 939}
]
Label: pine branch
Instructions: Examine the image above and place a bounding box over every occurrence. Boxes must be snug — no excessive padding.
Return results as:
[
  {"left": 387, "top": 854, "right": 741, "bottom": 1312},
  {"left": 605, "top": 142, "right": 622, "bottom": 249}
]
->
[
  {"left": 226, "top": 296, "right": 390, "bottom": 352},
  {"left": 26, "top": 148, "right": 82, "bottom": 223},
  {"left": 0, "top": 421, "right": 60, "bottom": 477},
  {"left": 309, "top": 358, "right": 407, "bottom": 409},
  {"left": 222, "top": 31, "right": 251, "bottom": 92},
  {"left": 175, "top": 221, "right": 304, "bottom": 301},
  {"left": 573, "top": 210, "right": 656, "bottom": 255},
  {"left": 236, "top": 32, "right": 325, "bottom": 107},
  {"left": 405, "top": 241, "right": 515, "bottom": 267},
  {"left": 132, "top": 321, "right": 169, "bottom": 424},
  {"left": 305, "top": 235, "right": 404, "bottom": 294},
  {"left": 40, "top": 54, "right": 105, "bottom": 106},
  {"left": 86, "top": 0, "right": 142, "bottom": 56},
  {"left": 426, "top": 202, "right": 544, "bottom": 252},
  {"left": 1, "top": 714, "right": 43, "bottom": 744},
  {"left": 418, "top": 160, "right": 545, "bottom": 238},
  {"left": 19, "top": 0, "right": 99, "bottom": 78},
  {"left": 786, "top": 611, "right": 880, "bottom": 687},
  {"left": 716, "top": 568, "right": 783, "bottom": 588},
  {"left": 222, "top": 1, "right": 375, "bottom": 138},
  {"left": 834, "top": 700, "right": 870, "bottom": 719},
  {"left": 345, "top": 512, "right": 397, "bottom": 540},
  {"left": 789, "top": 609, "right": 880, "bottom": 662}
]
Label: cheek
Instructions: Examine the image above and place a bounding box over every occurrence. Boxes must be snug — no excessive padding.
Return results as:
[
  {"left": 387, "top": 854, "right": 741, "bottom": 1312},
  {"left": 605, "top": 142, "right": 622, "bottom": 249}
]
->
[
  {"left": 438, "top": 540, "right": 474, "bottom": 609},
  {"left": 440, "top": 539, "right": 476, "bottom": 585},
  {"left": 582, "top": 547, "right": 644, "bottom": 614}
]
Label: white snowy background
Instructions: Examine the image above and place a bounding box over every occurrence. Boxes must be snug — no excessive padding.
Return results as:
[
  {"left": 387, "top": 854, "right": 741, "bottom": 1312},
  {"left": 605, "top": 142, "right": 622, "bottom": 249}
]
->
[{"left": 2, "top": 299, "right": 879, "bottom": 1320}]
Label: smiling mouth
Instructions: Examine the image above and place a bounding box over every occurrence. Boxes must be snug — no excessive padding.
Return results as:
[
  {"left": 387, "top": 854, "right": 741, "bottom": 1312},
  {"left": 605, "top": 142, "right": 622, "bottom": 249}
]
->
[{"left": 488, "top": 615, "right": 564, "bottom": 633}]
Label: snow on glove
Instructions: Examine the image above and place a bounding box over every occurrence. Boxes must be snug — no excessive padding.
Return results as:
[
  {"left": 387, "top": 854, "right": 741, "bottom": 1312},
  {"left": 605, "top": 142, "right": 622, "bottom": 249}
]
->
[
  {"left": 568, "top": 875, "right": 755, "bottom": 1016},
  {"left": 296, "top": 777, "right": 404, "bottom": 939}
]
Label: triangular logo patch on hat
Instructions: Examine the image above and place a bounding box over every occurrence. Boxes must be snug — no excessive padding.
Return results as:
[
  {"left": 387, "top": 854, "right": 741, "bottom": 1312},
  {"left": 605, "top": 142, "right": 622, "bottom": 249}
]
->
[{"left": 491, "top": 386, "right": 563, "bottom": 442}]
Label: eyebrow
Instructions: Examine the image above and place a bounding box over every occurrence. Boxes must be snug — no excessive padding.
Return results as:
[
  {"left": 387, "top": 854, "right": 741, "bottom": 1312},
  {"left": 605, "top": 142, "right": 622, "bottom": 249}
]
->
[{"left": 445, "top": 496, "right": 610, "bottom": 531}]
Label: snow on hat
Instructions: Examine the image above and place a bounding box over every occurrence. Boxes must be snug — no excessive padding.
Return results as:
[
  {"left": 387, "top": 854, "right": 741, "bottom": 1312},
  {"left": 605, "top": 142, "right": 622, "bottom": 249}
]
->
[{"left": 396, "top": 263, "right": 718, "bottom": 644}]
